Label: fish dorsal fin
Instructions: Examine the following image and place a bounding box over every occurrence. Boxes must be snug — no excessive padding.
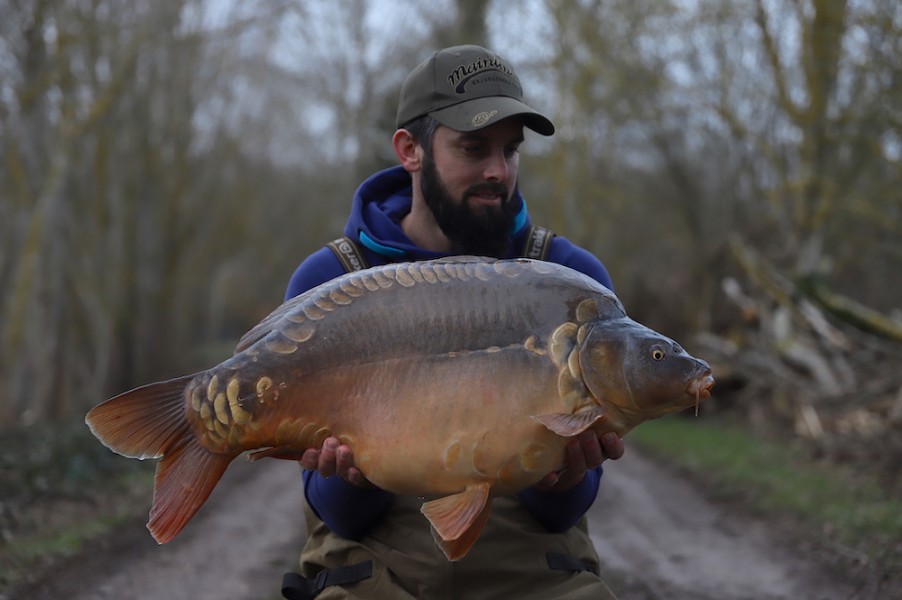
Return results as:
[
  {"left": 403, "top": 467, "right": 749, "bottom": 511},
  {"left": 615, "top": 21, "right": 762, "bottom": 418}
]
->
[
  {"left": 531, "top": 405, "right": 605, "bottom": 437},
  {"left": 421, "top": 482, "right": 492, "bottom": 561}
]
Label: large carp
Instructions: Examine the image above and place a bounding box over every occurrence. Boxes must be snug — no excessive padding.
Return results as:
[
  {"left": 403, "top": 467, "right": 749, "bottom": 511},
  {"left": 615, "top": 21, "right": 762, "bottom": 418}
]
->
[{"left": 86, "top": 257, "right": 714, "bottom": 561}]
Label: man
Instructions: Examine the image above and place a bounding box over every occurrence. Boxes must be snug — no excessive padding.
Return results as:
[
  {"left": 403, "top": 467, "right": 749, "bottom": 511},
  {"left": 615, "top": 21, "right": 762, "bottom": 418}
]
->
[{"left": 282, "top": 45, "right": 624, "bottom": 600}]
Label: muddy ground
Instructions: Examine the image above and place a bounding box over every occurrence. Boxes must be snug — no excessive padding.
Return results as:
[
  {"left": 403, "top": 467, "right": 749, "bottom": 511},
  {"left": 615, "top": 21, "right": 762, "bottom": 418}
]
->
[{"left": 8, "top": 448, "right": 868, "bottom": 600}]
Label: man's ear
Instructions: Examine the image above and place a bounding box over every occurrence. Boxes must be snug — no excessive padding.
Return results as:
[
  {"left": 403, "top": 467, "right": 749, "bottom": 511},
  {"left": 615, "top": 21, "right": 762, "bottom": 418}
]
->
[{"left": 393, "top": 129, "right": 422, "bottom": 172}]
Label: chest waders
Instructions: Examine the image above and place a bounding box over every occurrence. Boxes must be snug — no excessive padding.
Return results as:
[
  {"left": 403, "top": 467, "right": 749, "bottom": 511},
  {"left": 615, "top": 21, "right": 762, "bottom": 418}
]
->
[
  {"left": 325, "top": 224, "right": 557, "bottom": 272},
  {"left": 282, "top": 226, "right": 618, "bottom": 600}
]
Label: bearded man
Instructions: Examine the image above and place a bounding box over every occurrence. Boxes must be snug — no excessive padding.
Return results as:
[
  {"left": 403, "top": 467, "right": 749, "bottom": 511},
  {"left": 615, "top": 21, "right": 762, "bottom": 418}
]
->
[{"left": 282, "top": 45, "right": 624, "bottom": 600}]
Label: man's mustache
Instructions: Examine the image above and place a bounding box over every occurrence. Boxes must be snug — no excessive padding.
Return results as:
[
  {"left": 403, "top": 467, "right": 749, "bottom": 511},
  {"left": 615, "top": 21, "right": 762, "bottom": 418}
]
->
[{"left": 465, "top": 183, "right": 509, "bottom": 200}]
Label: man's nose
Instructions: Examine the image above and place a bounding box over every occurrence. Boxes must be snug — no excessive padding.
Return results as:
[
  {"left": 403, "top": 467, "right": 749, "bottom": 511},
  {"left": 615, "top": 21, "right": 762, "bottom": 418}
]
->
[{"left": 483, "top": 150, "right": 509, "bottom": 181}]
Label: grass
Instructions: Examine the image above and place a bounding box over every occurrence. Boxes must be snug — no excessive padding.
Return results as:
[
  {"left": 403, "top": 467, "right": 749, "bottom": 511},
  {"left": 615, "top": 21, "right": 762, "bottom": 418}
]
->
[
  {"left": 0, "top": 420, "right": 155, "bottom": 590},
  {"left": 630, "top": 415, "right": 902, "bottom": 561},
  {"left": 6, "top": 510, "right": 139, "bottom": 568},
  {"left": 0, "top": 479, "right": 153, "bottom": 591}
]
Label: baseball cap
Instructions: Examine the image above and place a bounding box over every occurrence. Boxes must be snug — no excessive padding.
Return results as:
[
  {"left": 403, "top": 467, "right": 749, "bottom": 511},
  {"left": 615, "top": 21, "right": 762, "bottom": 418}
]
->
[{"left": 396, "top": 45, "right": 555, "bottom": 136}]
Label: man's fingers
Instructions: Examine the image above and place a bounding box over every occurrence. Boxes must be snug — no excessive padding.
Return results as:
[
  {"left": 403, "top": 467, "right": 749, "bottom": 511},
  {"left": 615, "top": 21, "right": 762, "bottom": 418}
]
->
[
  {"left": 297, "top": 437, "right": 376, "bottom": 489},
  {"left": 533, "top": 471, "right": 561, "bottom": 491},
  {"left": 317, "top": 437, "right": 340, "bottom": 477},
  {"left": 300, "top": 448, "right": 320, "bottom": 471},
  {"left": 578, "top": 431, "right": 604, "bottom": 469},
  {"left": 600, "top": 432, "right": 625, "bottom": 461},
  {"left": 346, "top": 467, "right": 368, "bottom": 488},
  {"left": 336, "top": 445, "right": 354, "bottom": 477},
  {"left": 567, "top": 436, "right": 589, "bottom": 473}
]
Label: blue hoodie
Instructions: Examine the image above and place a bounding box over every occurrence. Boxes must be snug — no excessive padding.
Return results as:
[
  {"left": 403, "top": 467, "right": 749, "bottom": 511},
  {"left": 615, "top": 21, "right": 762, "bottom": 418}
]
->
[{"left": 285, "top": 165, "right": 614, "bottom": 540}]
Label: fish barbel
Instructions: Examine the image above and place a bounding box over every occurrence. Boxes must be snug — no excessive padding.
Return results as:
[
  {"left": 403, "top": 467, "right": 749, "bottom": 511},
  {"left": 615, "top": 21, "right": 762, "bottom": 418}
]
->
[{"left": 86, "top": 257, "right": 714, "bottom": 560}]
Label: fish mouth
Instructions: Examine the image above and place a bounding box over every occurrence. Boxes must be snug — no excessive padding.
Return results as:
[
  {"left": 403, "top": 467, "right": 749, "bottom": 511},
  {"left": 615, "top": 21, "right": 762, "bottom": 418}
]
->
[{"left": 686, "top": 369, "right": 715, "bottom": 416}]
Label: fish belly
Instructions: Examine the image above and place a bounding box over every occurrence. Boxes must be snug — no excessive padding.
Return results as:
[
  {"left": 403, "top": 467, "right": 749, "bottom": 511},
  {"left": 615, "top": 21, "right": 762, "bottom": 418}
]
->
[{"left": 292, "top": 345, "right": 568, "bottom": 498}]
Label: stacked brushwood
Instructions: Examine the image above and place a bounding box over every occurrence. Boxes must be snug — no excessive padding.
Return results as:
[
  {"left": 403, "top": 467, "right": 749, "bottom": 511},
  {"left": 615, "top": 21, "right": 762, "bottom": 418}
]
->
[{"left": 696, "top": 237, "right": 902, "bottom": 492}]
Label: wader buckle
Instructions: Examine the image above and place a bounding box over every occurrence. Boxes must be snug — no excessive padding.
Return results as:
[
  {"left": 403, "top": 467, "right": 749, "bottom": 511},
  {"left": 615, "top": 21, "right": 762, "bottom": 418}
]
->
[{"left": 282, "top": 561, "right": 373, "bottom": 600}]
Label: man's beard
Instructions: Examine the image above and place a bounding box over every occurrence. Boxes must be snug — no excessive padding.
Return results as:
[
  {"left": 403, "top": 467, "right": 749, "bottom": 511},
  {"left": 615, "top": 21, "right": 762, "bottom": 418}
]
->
[{"left": 420, "top": 156, "right": 519, "bottom": 258}]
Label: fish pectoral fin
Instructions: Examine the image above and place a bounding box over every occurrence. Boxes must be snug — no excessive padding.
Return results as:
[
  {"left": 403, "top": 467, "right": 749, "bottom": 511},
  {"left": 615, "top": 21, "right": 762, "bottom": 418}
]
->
[
  {"left": 531, "top": 405, "right": 605, "bottom": 437},
  {"left": 421, "top": 482, "right": 492, "bottom": 561}
]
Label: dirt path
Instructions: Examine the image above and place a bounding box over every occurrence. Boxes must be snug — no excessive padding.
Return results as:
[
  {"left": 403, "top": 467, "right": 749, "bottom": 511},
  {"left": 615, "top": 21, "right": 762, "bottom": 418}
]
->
[
  {"left": 11, "top": 449, "right": 857, "bottom": 600},
  {"left": 12, "top": 460, "right": 306, "bottom": 600},
  {"left": 588, "top": 450, "right": 855, "bottom": 599}
]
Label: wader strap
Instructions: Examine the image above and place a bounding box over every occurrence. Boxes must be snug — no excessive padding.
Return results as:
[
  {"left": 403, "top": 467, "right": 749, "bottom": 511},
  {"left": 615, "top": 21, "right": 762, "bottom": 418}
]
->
[
  {"left": 328, "top": 225, "right": 554, "bottom": 274},
  {"left": 281, "top": 561, "right": 373, "bottom": 600},
  {"left": 327, "top": 237, "right": 368, "bottom": 273},
  {"left": 546, "top": 552, "right": 596, "bottom": 574},
  {"left": 522, "top": 225, "right": 555, "bottom": 260}
]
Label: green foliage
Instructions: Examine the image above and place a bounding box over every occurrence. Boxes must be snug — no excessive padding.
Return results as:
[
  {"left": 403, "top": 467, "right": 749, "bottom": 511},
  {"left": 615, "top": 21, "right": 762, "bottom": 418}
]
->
[
  {"left": 3, "top": 514, "right": 133, "bottom": 577},
  {"left": 0, "top": 420, "right": 151, "bottom": 504},
  {"left": 631, "top": 416, "right": 902, "bottom": 557},
  {"left": 0, "top": 420, "right": 153, "bottom": 588}
]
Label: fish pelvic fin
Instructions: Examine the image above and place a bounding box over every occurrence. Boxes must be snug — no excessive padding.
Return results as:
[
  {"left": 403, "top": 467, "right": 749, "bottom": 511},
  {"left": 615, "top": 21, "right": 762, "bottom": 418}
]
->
[
  {"left": 421, "top": 482, "right": 492, "bottom": 561},
  {"left": 247, "top": 447, "right": 308, "bottom": 461},
  {"left": 531, "top": 405, "right": 605, "bottom": 437},
  {"left": 85, "top": 373, "right": 235, "bottom": 544}
]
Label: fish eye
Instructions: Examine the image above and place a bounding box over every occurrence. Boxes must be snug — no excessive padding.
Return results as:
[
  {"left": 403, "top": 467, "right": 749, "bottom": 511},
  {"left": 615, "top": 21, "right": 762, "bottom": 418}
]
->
[{"left": 651, "top": 347, "right": 666, "bottom": 361}]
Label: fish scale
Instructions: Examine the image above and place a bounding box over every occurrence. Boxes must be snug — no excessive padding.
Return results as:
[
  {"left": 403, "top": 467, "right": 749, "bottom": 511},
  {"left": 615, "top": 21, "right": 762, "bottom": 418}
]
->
[
  {"left": 245, "top": 258, "right": 606, "bottom": 367},
  {"left": 86, "top": 256, "right": 714, "bottom": 561}
]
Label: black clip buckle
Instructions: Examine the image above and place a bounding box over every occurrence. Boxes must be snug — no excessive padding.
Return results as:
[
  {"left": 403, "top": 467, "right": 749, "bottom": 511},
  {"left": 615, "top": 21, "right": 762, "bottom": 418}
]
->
[{"left": 312, "top": 569, "right": 329, "bottom": 594}]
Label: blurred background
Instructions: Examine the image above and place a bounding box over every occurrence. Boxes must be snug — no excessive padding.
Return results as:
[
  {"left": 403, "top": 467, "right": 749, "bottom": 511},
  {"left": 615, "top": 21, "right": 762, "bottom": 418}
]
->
[{"left": 0, "top": 0, "right": 900, "bottom": 593}]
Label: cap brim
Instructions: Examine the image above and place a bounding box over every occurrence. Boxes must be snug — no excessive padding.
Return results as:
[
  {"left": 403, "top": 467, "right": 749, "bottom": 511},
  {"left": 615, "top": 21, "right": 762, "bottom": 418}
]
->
[{"left": 429, "top": 96, "right": 555, "bottom": 136}]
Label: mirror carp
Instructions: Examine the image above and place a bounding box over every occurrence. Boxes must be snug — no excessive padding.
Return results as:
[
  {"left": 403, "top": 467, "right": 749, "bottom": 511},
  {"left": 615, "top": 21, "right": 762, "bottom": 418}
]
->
[{"left": 86, "top": 257, "right": 714, "bottom": 561}]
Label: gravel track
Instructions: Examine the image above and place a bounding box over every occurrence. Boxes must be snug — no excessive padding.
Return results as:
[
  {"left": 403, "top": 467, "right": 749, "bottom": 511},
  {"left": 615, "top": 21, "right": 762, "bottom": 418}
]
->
[{"left": 10, "top": 449, "right": 858, "bottom": 600}]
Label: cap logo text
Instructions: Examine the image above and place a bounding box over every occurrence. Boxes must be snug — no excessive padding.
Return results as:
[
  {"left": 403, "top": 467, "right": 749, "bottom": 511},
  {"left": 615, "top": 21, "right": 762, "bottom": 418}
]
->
[
  {"left": 447, "top": 57, "right": 519, "bottom": 94},
  {"left": 471, "top": 110, "right": 498, "bottom": 128}
]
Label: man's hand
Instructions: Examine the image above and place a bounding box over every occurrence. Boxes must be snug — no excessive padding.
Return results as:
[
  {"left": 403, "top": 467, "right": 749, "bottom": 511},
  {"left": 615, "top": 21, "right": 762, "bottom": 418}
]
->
[
  {"left": 533, "top": 431, "right": 624, "bottom": 493},
  {"left": 300, "top": 436, "right": 376, "bottom": 489}
]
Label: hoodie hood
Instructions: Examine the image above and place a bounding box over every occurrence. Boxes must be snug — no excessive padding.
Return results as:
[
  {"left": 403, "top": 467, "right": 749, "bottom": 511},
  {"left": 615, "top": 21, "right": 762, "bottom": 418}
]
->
[{"left": 344, "top": 165, "right": 533, "bottom": 261}]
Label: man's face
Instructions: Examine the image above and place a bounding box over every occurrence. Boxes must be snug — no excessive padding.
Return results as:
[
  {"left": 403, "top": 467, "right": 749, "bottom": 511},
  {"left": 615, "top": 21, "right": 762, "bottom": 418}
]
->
[{"left": 420, "top": 119, "right": 524, "bottom": 257}]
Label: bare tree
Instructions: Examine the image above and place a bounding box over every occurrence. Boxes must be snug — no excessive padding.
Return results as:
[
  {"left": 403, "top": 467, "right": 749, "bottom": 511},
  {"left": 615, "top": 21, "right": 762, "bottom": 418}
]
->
[
  {"left": 0, "top": 0, "right": 478, "bottom": 426},
  {"left": 0, "top": 0, "right": 271, "bottom": 424}
]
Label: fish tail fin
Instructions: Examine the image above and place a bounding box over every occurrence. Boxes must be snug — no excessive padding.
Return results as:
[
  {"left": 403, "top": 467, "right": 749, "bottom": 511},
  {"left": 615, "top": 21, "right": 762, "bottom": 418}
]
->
[
  {"left": 148, "top": 435, "right": 234, "bottom": 543},
  {"left": 85, "top": 374, "right": 234, "bottom": 544},
  {"left": 85, "top": 374, "right": 198, "bottom": 459}
]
